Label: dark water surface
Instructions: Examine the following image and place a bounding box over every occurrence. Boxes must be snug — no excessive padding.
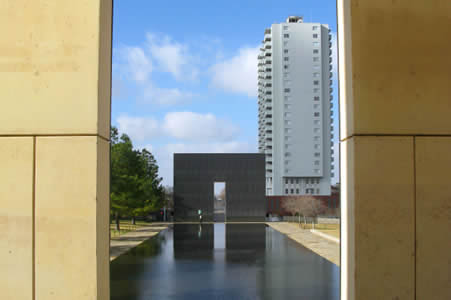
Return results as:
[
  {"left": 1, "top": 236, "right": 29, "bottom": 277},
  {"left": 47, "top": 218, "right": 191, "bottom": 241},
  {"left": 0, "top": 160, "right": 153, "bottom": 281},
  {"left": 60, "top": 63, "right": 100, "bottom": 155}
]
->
[{"left": 110, "top": 224, "right": 339, "bottom": 300}]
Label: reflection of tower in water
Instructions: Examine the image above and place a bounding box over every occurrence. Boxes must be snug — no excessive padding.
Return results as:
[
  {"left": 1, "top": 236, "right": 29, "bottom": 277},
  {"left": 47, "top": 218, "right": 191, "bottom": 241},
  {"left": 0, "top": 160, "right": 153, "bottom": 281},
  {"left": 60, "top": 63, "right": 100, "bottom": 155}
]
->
[{"left": 173, "top": 224, "right": 213, "bottom": 260}]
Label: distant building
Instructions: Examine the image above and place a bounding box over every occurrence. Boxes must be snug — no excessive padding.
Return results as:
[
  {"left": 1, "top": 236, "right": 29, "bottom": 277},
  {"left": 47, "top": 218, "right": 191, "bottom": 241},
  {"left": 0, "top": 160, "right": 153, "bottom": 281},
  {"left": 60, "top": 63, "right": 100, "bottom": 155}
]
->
[
  {"left": 266, "top": 185, "right": 340, "bottom": 216},
  {"left": 258, "top": 16, "right": 334, "bottom": 196}
]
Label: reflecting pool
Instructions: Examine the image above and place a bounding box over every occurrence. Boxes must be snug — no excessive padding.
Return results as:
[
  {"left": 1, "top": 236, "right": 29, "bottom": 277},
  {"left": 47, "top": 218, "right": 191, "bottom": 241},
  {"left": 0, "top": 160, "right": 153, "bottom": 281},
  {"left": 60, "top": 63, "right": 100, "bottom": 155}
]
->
[{"left": 111, "top": 224, "right": 339, "bottom": 300}]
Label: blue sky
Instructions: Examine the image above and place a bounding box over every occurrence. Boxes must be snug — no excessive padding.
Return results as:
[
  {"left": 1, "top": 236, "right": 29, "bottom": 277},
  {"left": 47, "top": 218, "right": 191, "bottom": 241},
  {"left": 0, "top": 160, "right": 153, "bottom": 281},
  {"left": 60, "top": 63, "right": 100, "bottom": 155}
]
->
[{"left": 112, "top": 0, "right": 339, "bottom": 187}]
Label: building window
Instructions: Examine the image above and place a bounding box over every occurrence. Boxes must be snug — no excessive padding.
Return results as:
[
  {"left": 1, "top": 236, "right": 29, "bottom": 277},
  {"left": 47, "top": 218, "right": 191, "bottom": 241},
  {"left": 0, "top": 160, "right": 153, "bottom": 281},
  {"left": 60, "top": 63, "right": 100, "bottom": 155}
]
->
[
  {"left": 296, "top": 188, "right": 299, "bottom": 194},
  {"left": 285, "top": 160, "right": 290, "bottom": 165},
  {"left": 283, "top": 25, "right": 289, "bottom": 30},
  {"left": 284, "top": 34, "right": 290, "bottom": 38},
  {"left": 290, "top": 189, "right": 294, "bottom": 194},
  {"left": 285, "top": 104, "right": 292, "bottom": 110},
  {"left": 314, "top": 96, "right": 320, "bottom": 101},
  {"left": 315, "top": 160, "right": 320, "bottom": 165},
  {"left": 314, "top": 80, "right": 319, "bottom": 85},
  {"left": 284, "top": 41, "right": 288, "bottom": 46},
  {"left": 315, "top": 152, "right": 321, "bottom": 157},
  {"left": 283, "top": 72, "right": 290, "bottom": 78},
  {"left": 285, "top": 120, "right": 292, "bottom": 126},
  {"left": 284, "top": 57, "right": 289, "bottom": 61},
  {"left": 314, "top": 120, "right": 320, "bottom": 125},
  {"left": 286, "top": 189, "right": 289, "bottom": 194},
  {"left": 284, "top": 88, "right": 291, "bottom": 93},
  {"left": 290, "top": 179, "right": 294, "bottom": 184},
  {"left": 313, "top": 34, "right": 318, "bottom": 38},
  {"left": 313, "top": 88, "right": 320, "bottom": 93},
  {"left": 284, "top": 49, "right": 289, "bottom": 54},
  {"left": 314, "top": 136, "right": 320, "bottom": 141},
  {"left": 285, "top": 152, "right": 291, "bottom": 157},
  {"left": 284, "top": 80, "right": 291, "bottom": 85},
  {"left": 286, "top": 178, "right": 289, "bottom": 184},
  {"left": 313, "top": 42, "right": 320, "bottom": 47},
  {"left": 313, "top": 65, "right": 320, "bottom": 70},
  {"left": 314, "top": 104, "right": 320, "bottom": 109},
  {"left": 313, "top": 26, "right": 319, "bottom": 30},
  {"left": 314, "top": 128, "right": 320, "bottom": 133},
  {"left": 284, "top": 112, "right": 292, "bottom": 118},
  {"left": 284, "top": 96, "right": 291, "bottom": 102},
  {"left": 314, "top": 144, "right": 320, "bottom": 149},
  {"left": 314, "top": 112, "right": 320, "bottom": 117},
  {"left": 316, "top": 188, "right": 320, "bottom": 194},
  {"left": 313, "top": 49, "right": 319, "bottom": 54},
  {"left": 296, "top": 178, "right": 299, "bottom": 184},
  {"left": 284, "top": 65, "right": 289, "bottom": 69},
  {"left": 314, "top": 169, "right": 320, "bottom": 173},
  {"left": 313, "top": 72, "right": 320, "bottom": 77},
  {"left": 313, "top": 57, "right": 319, "bottom": 62}
]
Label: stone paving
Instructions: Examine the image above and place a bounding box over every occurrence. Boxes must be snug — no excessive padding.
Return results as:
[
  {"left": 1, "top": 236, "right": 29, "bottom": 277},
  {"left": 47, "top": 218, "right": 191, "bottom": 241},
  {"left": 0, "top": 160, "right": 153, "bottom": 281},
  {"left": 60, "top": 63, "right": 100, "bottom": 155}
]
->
[
  {"left": 267, "top": 222, "right": 340, "bottom": 266},
  {"left": 110, "top": 223, "right": 168, "bottom": 261}
]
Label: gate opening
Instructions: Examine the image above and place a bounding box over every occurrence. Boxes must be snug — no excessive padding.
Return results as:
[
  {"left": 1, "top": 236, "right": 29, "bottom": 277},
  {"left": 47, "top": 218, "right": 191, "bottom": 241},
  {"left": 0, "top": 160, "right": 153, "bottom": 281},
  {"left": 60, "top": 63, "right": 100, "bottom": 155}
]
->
[{"left": 214, "top": 182, "right": 226, "bottom": 222}]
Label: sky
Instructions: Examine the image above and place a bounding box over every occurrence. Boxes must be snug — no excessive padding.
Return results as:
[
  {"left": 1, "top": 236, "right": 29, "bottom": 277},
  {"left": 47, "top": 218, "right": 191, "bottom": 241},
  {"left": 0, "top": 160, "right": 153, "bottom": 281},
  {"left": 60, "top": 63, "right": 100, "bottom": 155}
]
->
[{"left": 112, "top": 0, "right": 339, "bottom": 187}]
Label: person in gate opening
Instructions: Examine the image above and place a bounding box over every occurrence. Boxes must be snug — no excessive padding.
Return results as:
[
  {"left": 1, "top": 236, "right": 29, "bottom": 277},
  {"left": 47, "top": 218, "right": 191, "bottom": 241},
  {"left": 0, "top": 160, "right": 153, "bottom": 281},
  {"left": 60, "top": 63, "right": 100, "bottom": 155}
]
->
[{"left": 198, "top": 209, "right": 202, "bottom": 223}]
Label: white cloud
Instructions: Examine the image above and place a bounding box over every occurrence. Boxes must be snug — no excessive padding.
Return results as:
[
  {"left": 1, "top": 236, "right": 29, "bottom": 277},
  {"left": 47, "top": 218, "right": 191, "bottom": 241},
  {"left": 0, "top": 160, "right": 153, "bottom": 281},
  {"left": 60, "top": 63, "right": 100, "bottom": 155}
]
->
[
  {"left": 117, "top": 115, "right": 159, "bottom": 142},
  {"left": 116, "top": 111, "right": 241, "bottom": 143},
  {"left": 210, "top": 46, "right": 260, "bottom": 97},
  {"left": 146, "top": 33, "right": 198, "bottom": 81},
  {"left": 117, "top": 46, "right": 152, "bottom": 82},
  {"left": 142, "top": 84, "right": 194, "bottom": 106},
  {"left": 162, "top": 111, "right": 239, "bottom": 142}
]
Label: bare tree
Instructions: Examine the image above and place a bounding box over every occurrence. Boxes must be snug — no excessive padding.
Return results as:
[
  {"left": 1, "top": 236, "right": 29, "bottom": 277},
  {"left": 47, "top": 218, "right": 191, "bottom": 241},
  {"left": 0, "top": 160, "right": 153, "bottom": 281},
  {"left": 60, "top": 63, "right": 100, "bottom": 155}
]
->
[
  {"left": 281, "top": 196, "right": 326, "bottom": 218},
  {"left": 217, "top": 187, "right": 226, "bottom": 201},
  {"left": 163, "top": 186, "right": 174, "bottom": 210}
]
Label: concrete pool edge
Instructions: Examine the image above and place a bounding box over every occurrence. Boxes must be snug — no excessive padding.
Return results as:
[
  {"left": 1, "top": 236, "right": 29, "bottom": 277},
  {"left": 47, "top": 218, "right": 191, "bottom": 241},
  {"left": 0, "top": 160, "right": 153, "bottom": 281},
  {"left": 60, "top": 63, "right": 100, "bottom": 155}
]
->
[
  {"left": 267, "top": 222, "right": 340, "bottom": 266},
  {"left": 110, "top": 223, "right": 168, "bottom": 261}
]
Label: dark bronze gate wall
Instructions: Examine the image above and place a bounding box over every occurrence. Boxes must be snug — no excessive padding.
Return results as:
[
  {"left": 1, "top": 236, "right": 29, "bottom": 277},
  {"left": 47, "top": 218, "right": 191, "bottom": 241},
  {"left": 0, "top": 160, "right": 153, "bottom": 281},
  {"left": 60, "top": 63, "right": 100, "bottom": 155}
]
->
[{"left": 174, "top": 154, "right": 266, "bottom": 221}]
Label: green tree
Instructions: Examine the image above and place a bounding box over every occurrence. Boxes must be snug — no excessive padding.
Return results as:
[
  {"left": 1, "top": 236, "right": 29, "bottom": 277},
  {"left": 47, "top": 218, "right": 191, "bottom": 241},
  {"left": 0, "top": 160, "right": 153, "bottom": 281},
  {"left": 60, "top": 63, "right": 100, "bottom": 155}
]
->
[{"left": 110, "top": 126, "right": 164, "bottom": 229}]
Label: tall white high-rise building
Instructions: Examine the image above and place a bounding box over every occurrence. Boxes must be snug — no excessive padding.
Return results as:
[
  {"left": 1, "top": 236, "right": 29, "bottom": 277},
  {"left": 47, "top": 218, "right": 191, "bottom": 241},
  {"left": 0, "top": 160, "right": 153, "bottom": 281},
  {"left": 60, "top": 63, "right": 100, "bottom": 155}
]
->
[{"left": 258, "top": 16, "right": 334, "bottom": 196}]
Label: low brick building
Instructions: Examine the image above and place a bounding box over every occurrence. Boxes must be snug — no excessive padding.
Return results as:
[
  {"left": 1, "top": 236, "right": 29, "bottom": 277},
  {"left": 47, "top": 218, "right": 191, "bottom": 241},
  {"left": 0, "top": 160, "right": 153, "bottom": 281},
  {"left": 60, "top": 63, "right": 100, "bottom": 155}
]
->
[{"left": 267, "top": 184, "right": 339, "bottom": 216}]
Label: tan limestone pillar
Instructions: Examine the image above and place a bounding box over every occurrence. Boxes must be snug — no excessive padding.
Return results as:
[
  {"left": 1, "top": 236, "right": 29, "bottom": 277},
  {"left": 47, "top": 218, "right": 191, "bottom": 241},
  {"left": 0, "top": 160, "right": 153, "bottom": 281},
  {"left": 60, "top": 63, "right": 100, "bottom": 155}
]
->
[
  {"left": 0, "top": 1, "right": 112, "bottom": 299},
  {"left": 338, "top": 0, "right": 451, "bottom": 299}
]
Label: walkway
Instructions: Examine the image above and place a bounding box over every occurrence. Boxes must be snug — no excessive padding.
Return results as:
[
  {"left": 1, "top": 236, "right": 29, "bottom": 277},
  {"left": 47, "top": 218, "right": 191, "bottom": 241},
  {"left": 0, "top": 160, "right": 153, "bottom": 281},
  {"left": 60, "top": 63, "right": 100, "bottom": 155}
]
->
[
  {"left": 267, "top": 222, "right": 340, "bottom": 266},
  {"left": 110, "top": 223, "right": 168, "bottom": 261}
]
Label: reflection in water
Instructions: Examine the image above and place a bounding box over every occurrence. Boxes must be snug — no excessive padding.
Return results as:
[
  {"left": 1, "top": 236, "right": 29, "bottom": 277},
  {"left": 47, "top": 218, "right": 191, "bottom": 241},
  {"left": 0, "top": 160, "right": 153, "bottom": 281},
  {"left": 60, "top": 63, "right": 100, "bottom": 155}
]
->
[{"left": 110, "top": 224, "right": 339, "bottom": 300}]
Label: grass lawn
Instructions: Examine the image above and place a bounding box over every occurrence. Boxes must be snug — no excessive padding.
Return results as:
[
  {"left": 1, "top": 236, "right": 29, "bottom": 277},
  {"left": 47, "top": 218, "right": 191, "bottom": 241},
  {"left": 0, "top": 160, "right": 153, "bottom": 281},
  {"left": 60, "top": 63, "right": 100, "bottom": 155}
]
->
[
  {"left": 288, "top": 222, "right": 340, "bottom": 239},
  {"left": 317, "top": 228, "right": 340, "bottom": 239},
  {"left": 109, "top": 220, "right": 153, "bottom": 238}
]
